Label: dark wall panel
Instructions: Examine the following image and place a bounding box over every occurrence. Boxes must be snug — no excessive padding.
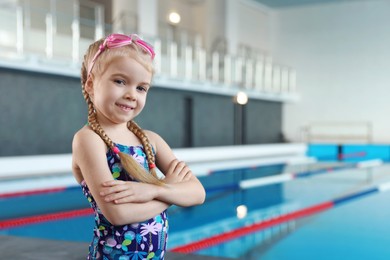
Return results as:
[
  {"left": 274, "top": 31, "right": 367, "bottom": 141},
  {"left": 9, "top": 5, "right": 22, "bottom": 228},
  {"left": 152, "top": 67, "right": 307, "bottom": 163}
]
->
[
  {"left": 0, "top": 69, "right": 86, "bottom": 156},
  {"left": 140, "top": 90, "right": 236, "bottom": 148},
  {"left": 136, "top": 88, "right": 186, "bottom": 148},
  {"left": 245, "top": 100, "right": 283, "bottom": 144},
  {"left": 0, "top": 68, "right": 283, "bottom": 156},
  {"left": 192, "top": 92, "right": 235, "bottom": 147}
]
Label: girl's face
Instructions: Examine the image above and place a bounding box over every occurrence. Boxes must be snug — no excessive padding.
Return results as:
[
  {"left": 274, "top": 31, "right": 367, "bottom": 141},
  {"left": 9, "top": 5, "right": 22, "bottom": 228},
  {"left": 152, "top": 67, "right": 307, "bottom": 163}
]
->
[{"left": 86, "top": 56, "right": 152, "bottom": 125}]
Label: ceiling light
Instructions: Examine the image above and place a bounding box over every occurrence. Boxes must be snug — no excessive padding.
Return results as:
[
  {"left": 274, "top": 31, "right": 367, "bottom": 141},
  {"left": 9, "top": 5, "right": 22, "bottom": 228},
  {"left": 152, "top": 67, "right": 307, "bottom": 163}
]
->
[
  {"left": 168, "top": 12, "right": 181, "bottom": 24},
  {"left": 234, "top": 91, "right": 248, "bottom": 105}
]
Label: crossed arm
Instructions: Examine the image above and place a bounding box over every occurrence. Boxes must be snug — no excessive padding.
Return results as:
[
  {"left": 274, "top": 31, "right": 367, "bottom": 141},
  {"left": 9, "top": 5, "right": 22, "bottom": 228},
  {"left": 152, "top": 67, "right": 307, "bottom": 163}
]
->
[{"left": 72, "top": 128, "right": 206, "bottom": 226}]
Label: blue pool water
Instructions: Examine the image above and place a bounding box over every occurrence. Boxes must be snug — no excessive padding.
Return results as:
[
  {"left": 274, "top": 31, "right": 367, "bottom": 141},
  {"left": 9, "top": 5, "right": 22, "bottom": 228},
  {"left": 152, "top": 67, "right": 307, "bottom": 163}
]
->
[
  {"left": 261, "top": 191, "right": 390, "bottom": 260},
  {"left": 190, "top": 163, "right": 390, "bottom": 259},
  {"left": 1, "top": 162, "right": 390, "bottom": 259}
]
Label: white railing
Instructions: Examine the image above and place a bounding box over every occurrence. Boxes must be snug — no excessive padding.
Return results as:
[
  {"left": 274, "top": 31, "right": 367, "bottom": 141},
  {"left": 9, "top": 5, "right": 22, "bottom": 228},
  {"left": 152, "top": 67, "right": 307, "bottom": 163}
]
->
[
  {"left": 0, "top": 0, "right": 299, "bottom": 102},
  {"left": 301, "top": 121, "right": 373, "bottom": 143}
]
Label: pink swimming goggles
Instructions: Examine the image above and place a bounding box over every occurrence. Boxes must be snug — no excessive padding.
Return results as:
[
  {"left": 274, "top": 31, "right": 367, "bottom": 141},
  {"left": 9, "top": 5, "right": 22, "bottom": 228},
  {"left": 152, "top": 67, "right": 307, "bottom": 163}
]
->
[{"left": 87, "top": 33, "right": 155, "bottom": 76}]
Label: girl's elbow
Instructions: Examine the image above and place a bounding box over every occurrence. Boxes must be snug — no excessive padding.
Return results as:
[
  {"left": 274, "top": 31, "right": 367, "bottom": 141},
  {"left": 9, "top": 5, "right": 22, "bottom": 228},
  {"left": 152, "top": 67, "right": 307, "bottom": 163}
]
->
[
  {"left": 198, "top": 181, "right": 206, "bottom": 204},
  {"left": 177, "top": 188, "right": 205, "bottom": 207},
  {"left": 190, "top": 187, "right": 206, "bottom": 206},
  {"left": 191, "top": 181, "right": 206, "bottom": 205},
  {"left": 198, "top": 188, "right": 206, "bottom": 204}
]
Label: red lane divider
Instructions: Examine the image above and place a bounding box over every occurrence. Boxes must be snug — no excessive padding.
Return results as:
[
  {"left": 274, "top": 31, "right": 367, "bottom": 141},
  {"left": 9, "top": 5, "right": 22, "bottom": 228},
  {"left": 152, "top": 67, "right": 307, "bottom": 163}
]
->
[
  {"left": 0, "top": 208, "right": 93, "bottom": 229},
  {"left": 0, "top": 187, "right": 67, "bottom": 199},
  {"left": 338, "top": 151, "right": 366, "bottom": 160},
  {"left": 170, "top": 202, "right": 333, "bottom": 253}
]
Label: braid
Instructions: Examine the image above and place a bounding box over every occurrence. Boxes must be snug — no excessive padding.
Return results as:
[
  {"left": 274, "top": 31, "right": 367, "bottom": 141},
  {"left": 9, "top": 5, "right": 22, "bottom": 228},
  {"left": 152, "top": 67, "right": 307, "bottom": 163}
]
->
[
  {"left": 84, "top": 97, "right": 114, "bottom": 149},
  {"left": 128, "top": 121, "right": 159, "bottom": 178},
  {"left": 88, "top": 114, "right": 115, "bottom": 149}
]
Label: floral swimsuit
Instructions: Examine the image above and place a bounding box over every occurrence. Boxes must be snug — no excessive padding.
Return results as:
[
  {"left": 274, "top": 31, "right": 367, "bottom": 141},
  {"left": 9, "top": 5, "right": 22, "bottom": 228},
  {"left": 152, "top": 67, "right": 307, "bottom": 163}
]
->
[{"left": 81, "top": 144, "right": 168, "bottom": 260}]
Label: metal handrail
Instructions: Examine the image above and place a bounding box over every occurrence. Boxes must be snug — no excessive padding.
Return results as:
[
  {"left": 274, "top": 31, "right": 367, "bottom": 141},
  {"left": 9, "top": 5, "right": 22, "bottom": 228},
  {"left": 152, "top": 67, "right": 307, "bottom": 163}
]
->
[
  {"left": 302, "top": 121, "right": 373, "bottom": 143},
  {"left": 0, "top": 0, "right": 298, "bottom": 99}
]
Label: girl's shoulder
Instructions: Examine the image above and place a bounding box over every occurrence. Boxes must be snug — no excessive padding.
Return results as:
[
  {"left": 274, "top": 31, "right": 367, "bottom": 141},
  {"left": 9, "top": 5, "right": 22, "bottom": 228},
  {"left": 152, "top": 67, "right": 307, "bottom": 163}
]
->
[
  {"left": 72, "top": 126, "right": 108, "bottom": 180},
  {"left": 143, "top": 129, "right": 160, "bottom": 140},
  {"left": 143, "top": 130, "right": 163, "bottom": 146},
  {"left": 143, "top": 130, "right": 172, "bottom": 156},
  {"left": 73, "top": 126, "right": 107, "bottom": 152}
]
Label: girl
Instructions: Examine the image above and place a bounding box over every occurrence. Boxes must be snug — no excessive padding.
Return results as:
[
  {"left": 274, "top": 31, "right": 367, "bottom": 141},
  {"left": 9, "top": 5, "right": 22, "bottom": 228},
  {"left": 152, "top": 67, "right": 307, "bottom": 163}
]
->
[{"left": 72, "top": 34, "right": 206, "bottom": 259}]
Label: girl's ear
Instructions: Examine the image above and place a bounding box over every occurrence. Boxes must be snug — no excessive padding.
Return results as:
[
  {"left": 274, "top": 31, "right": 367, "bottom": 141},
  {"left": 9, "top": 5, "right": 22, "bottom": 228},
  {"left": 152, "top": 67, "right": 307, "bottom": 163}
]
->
[{"left": 85, "top": 76, "right": 95, "bottom": 99}]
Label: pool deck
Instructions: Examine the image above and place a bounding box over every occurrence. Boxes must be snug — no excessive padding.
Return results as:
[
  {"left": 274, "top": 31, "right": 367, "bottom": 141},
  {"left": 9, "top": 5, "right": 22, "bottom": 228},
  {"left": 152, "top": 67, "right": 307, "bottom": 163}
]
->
[{"left": 0, "top": 235, "right": 229, "bottom": 259}]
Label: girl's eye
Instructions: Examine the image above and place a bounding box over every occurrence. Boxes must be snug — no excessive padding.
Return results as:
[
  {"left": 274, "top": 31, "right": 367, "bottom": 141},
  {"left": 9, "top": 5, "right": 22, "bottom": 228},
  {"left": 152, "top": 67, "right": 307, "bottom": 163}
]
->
[
  {"left": 137, "top": 86, "right": 148, "bottom": 92},
  {"left": 114, "top": 79, "right": 126, "bottom": 85}
]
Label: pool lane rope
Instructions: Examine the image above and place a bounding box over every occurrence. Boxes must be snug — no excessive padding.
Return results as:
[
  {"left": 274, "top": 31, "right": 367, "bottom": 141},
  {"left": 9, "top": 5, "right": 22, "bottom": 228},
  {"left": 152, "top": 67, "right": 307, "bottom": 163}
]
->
[
  {"left": 170, "top": 180, "right": 390, "bottom": 253},
  {"left": 240, "top": 159, "right": 382, "bottom": 189},
  {"left": 0, "top": 187, "right": 69, "bottom": 199},
  {"left": 338, "top": 151, "right": 366, "bottom": 160},
  {"left": 0, "top": 208, "right": 93, "bottom": 229},
  {"left": 207, "top": 159, "right": 383, "bottom": 193}
]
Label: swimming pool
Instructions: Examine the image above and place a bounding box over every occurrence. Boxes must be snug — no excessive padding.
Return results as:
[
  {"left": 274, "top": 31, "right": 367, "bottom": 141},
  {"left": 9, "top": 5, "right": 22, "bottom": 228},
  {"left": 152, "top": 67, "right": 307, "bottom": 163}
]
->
[
  {"left": 0, "top": 163, "right": 284, "bottom": 238},
  {"left": 170, "top": 162, "right": 390, "bottom": 259},
  {"left": 1, "top": 160, "right": 389, "bottom": 259}
]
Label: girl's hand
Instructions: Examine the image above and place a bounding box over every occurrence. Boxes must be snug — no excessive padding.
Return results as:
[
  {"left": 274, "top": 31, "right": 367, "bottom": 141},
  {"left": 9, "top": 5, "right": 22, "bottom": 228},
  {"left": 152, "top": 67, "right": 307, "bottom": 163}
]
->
[
  {"left": 100, "top": 180, "right": 157, "bottom": 204},
  {"left": 163, "top": 159, "right": 193, "bottom": 184}
]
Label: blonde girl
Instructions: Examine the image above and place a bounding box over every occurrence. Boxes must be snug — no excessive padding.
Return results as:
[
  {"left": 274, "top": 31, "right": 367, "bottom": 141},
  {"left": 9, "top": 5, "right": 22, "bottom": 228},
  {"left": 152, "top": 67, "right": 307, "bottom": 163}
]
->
[{"left": 72, "top": 34, "right": 205, "bottom": 260}]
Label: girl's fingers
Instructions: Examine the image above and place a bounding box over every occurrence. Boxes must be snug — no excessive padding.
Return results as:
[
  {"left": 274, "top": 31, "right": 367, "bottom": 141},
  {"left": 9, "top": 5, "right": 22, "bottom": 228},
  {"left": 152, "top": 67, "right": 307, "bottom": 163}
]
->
[
  {"left": 102, "top": 180, "right": 125, "bottom": 186},
  {"left": 104, "top": 190, "right": 132, "bottom": 202},
  {"left": 183, "top": 170, "right": 193, "bottom": 181},
  {"left": 176, "top": 163, "right": 192, "bottom": 180},
  {"left": 166, "top": 159, "right": 179, "bottom": 176},
  {"left": 168, "top": 161, "right": 186, "bottom": 178},
  {"left": 100, "top": 182, "right": 128, "bottom": 196},
  {"left": 113, "top": 197, "right": 131, "bottom": 204},
  {"left": 173, "top": 161, "right": 186, "bottom": 175},
  {"left": 165, "top": 159, "right": 192, "bottom": 182}
]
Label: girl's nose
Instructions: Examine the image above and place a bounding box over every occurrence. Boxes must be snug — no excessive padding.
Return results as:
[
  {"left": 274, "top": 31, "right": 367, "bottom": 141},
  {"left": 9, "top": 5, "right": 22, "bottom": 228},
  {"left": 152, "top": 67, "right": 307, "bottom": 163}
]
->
[{"left": 124, "top": 88, "right": 136, "bottom": 100}]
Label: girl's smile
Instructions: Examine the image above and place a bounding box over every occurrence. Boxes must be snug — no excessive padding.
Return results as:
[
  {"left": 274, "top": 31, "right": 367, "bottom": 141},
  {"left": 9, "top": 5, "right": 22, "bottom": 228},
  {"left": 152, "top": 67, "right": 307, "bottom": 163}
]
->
[{"left": 116, "top": 102, "right": 135, "bottom": 112}]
